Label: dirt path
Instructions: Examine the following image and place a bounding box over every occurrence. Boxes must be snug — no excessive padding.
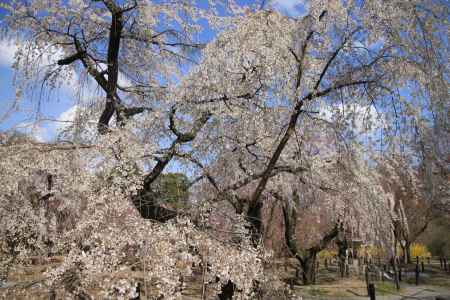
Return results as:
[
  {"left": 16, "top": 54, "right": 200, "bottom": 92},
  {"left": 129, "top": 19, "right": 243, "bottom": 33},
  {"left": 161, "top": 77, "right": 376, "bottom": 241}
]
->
[{"left": 294, "top": 284, "right": 450, "bottom": 300}]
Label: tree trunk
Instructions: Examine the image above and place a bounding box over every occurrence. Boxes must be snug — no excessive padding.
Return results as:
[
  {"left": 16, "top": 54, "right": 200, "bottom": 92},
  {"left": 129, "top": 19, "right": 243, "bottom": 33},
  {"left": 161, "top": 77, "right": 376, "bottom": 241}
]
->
[
  {"left": 405, "top": 241, "right": 412, "bottom": 264},
  {"left": 391, "top": 237, "right": 401, "bottom": 291},
  {"left": 282, "top": 199, "right": 340, "bottom": 285},
  {"left": 391, "top": 256, "right": 400, "bottom": 290},
  {"left": 299, "top": 251, "right": 317, "bottom": 285},
  {"left": 246, "top": 200, "right": 264, "bottom": 245},
  {"left": 400, "top": 243, "right": 407, "bottom": 264},
  {"left": 132, "top": 189, "right": 177, "bottom": 222},
  {"left": 217, "top": 280, "right": 235, "bottom": 300},
  {"left": 336, "top": 228, "right": 348, "bottom": 278}
]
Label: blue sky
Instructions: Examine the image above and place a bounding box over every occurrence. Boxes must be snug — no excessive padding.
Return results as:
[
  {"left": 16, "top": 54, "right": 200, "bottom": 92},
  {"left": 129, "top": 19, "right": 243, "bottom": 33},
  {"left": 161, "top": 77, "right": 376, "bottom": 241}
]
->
[
  {"left": 0, "top": 0, "right": 307, "bottom": 141},
  {"left": 0, "top": 31, "right": 85, "bottom": 140}
]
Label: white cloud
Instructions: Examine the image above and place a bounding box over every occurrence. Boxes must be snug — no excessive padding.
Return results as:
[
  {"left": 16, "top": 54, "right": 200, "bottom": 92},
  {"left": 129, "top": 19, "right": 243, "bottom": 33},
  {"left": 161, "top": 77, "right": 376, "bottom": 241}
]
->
[
  {"left": 319, "top": 103, "right": 385, "bottom": 135},
  {"left": 0, "top": 37, "right": 67, "bottom": 68},
  {"left": 56, "top": 104, "right": 80, "bottom": 132},
  {"left": 96, "top": 62, "right": 133, "bottom": 87},
  {"left": 0, "top": 37, "right": 87, "bottom": 95},
  {"left": 0, "top": 37, "right": 132, "bottom": 100},
  {"left": 16, "top": 122, "right": 49, "bottom": 142},
  {"left": 118, "top": 72, "right": 133, "bottom": 88},
  {"left": 271, "top": 0, "right": 309, "bottom": 17},
  {"left": 31, "top": 126, "right": 49, "bottom": 142},
  {"left": 52, "top": 104, "right": 99, "bottom": 141},
  {"left": 0, "top": 39, "right": 17, "bottom": 67}
]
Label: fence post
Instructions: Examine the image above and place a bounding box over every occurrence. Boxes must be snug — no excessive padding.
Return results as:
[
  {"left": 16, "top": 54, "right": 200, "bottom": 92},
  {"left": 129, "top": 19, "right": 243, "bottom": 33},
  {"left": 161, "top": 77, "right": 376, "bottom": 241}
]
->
[
  {"left": 440, "top": 257, "right": 443, "bottom": 269},
  {"left": 365, "top": 266, "right": 370, "bottom": 295},
  {"left": 133, "top": 282, "right": 141, "bottom": 300},
  {"left": 444, "top": 258, "right": 448, "bottom": 272},
  {"left": 427, "top": 257, "right": 430, "bottom": 265},
  {"left": 295, "top": 268, "right": 301, "bottom": 279},
  {"left": 315, "top": 260, "right": 320, "bottom": 283},
  {"left": 368, "top": 283, "right": 376, "bottom": 300},
  {"left": 284, "top": 256, "right": 288, "bottom": 272},
  {"left": 416, "top": 257, "right": 419, "bottom": 276},
  {"left": 421, "top": 261, "right": 425, "bottom": 273},
  {"left": 48, "top": 290, "right": 56, "bottom": 300},
  {"left": 398, "top": 267, "right": 402, "bottom": 282},
  {"left": 415, "top": 264, "right": 419, "bottom": 285}
]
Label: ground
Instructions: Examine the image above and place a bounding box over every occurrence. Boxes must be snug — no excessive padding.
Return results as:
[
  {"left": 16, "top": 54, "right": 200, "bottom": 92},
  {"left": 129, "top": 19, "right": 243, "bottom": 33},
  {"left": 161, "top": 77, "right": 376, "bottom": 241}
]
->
[
  {"left": 293, "top": 279, "right": 450, "bottom": 300},
  {"left": 1, "top": 258, "right": 450, "bottom": 299},
  {"left": 290, "top": 260, "right": 450, "bottom": 300}
]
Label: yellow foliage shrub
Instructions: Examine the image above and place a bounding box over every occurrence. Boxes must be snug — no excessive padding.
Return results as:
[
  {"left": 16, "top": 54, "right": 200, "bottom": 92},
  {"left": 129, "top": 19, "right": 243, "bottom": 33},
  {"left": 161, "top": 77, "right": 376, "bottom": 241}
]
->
[
  {"left": 410, "top": 243, "right": 431, "bottom": 258},
  {"left": 358, "top": 245, "right": 387, "bottom": 258},
  {"left": 318, "top": 249, "right": 337, "bottom": 260}
]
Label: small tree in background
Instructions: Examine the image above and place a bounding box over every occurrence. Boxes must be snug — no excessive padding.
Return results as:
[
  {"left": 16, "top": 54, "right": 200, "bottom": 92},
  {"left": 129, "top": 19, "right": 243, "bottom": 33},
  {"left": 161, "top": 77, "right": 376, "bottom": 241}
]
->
[{"left": 153, "top": 173, "right": 190, "bottom": 209}]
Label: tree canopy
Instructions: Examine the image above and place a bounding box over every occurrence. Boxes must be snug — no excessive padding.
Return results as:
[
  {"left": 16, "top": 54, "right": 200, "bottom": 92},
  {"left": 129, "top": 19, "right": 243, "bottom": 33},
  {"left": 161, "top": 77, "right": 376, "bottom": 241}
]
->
[{"left": 0, "top": 0, "right": 448, "bottom": 298}]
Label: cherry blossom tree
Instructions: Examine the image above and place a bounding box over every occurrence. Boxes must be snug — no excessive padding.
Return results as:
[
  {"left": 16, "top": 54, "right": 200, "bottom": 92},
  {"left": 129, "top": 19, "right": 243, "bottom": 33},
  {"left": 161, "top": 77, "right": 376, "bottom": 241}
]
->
[
  {"left": 0, "top": 0, "right": 449, "bottom": 297},
  {"left": 178, "top": 0, "right": 448, "bottom": 243},
  {"left": 275, "top": 132, "right": 392, "bottom": 284},
  {"left": 377, "top": 156, "right": 431, "bottom": 264},
  {"left": 0, "top": 128, "right": 268, "bottom": 299}
]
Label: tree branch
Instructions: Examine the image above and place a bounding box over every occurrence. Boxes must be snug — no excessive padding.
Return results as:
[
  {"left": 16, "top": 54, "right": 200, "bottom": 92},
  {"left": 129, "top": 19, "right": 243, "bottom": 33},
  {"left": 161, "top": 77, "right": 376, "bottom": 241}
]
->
[
  {"left": 57, "top": 51, "right": 86, "bottom": 66},
  {"left": 142, "top": 110, "right": 211, "bottom": 190}
]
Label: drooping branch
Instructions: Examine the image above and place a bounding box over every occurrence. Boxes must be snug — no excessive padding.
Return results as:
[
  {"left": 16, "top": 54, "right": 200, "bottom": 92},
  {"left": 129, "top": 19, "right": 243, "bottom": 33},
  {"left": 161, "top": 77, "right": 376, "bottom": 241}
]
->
[
  {"left": 281, "top": 193, "right": 340, "bottom": 284},
  {"left": 194, "top": 82, "right": 264, "bottom": 106},
  {"left": 247, "top": 27, "right": 315, "bottom": 212},
  {"left": 248, "top": 76, "right": 379, "bottom": 216},
  {"left": 168, "top": 107, "right": 212, "bottom": 143},
  {"left": 247, "top": 99, "right": 305, "bottom": 213},
  {"left": 122, "top": 32, "right": 205, "bottom": 49},
  {"left": 134, "top": 110, "right": 211, "bottom": 221},
  {"left": 281, "top": 198, "right": 302, "bottom": 262},
  {"left": 313, "top": 28, "right": 359, "bottom": 90},
  {"left": 224, "top": 165, "right": 308, "bottom": 192},
  {"left": 172, "top": 152, "right": 308, "bottom": 213},
  {"left": 246, "top": 26, "right": 383, "bottom": 243},
  {"left": 309, "top": 224, "right": 339, "bottom": 253},
  {"left": 174, "top": 152, "right": 220, "bottom": 192},
  {"left": 74, "top": 42, "right": 109, "bottom": 91},
  {"left": 143, "top": 109, "right": 211, "bottom": 191}
]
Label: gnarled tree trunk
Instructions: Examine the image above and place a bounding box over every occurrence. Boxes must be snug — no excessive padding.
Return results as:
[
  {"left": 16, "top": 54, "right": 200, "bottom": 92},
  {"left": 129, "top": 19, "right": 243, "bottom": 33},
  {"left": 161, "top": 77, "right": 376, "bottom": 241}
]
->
[
  {"left": 299, "top": 250, "right": 318, "bottom": 285},
  {"left": 282, "top": 199, "right": 339, "bottom": 285},
  {"left": 405, "top": 240, "right": 412, "bottom": 264},
  {"left": 336, "top": 232, "right": 349, "bottom": 277}
]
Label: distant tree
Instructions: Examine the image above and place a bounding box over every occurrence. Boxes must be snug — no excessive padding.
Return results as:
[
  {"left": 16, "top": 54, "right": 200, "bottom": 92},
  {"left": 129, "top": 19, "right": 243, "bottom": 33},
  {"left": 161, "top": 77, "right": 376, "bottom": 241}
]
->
[
  {"left": 419, "top": 217, "right": 450, "bottom": 257},
  {"left": 153, "top": 173, "right": 190, "bottom": 208},
  {"left": 377, "top": 156, "right": 431, "bottom": 264},
  {"left": 0, "top": 130, "right": 36, "bottom": 145},
  {"left": 276, "top": 152, "right": 391, "bottom": 285}
]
